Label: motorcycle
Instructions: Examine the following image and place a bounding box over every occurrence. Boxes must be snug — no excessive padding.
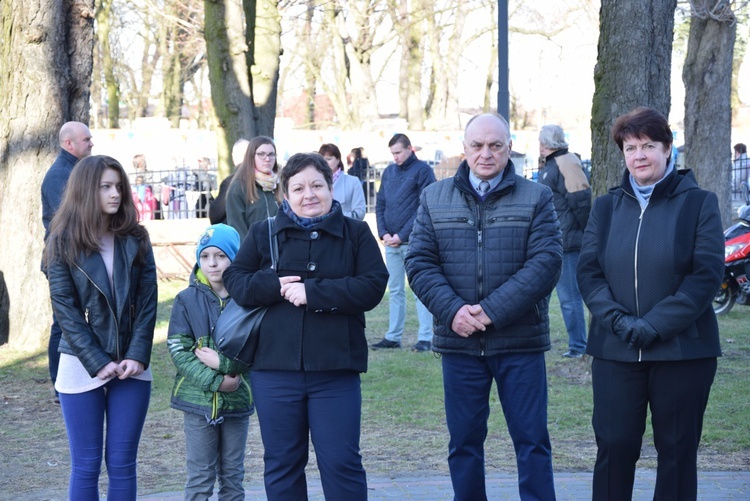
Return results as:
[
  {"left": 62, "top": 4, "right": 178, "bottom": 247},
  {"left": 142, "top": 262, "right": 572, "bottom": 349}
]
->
[{"left": 713, "top": 203, "right": 750, "bottom": 315}]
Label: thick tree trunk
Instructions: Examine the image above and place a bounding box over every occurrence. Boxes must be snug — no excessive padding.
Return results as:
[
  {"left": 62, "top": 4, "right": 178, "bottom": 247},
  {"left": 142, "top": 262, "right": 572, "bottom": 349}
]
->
[
  {"left": 204, "top": 0, "right": 256, "bottom": 174},
  {"left": 683, "top": 1, "right": 736, "bottom": 227},
  {"left": 248, "top": 0, "right": 282, "bottom": 137},
  {"left": 590, "top": 0, "right": 677, "bottom": 197},
  {"left": 0, "top": 0, "right": 94, "bottom": 350},
  {"left": 204, "top": 0, "right": 280, "bottom": 176}
]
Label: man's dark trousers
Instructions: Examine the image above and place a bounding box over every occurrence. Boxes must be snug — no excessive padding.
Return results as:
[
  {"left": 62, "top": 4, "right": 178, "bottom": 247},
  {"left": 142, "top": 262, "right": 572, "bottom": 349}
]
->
[{"left": 442, "top": 351, "right": 556, "bottom": 501}]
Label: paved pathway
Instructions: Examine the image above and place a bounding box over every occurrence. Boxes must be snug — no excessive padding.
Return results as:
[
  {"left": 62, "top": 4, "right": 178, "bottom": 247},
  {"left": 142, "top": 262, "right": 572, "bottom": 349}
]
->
[{"left": 140, "top": 471, "right": 750, "bottom": 500}]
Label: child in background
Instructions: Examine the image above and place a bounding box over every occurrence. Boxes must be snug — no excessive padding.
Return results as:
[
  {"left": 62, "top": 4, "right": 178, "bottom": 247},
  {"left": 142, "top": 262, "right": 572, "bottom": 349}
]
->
[{"left": 167, "top": 223, "right": 253, "bottom": 500}]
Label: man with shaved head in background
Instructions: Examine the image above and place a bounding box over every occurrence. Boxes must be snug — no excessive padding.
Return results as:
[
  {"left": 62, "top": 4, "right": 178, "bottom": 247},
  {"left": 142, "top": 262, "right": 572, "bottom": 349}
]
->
[{"left": 41, "top": 121, "right": 94, "bottom": 403}]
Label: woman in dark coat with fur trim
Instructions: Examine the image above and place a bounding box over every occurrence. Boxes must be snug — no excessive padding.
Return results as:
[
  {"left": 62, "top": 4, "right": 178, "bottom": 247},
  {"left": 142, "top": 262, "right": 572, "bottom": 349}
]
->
[
  {"left": 223, "top": 152, "right": 388, "bottom": 501},
  {"left": 577, "top": 107, "right": 725, "bottom": 500}
]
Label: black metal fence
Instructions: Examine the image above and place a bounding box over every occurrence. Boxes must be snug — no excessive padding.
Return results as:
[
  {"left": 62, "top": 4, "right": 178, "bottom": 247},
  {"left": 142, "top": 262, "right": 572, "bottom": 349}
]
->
[
  {"left": 141, "top": 155, "right": 592, "bottom": 219},
  {"left": 732, "top": 157, "right": 750, "bottom": 202},
  {"left": 127, "top": 168, "right": 217, "bottom": 220}
]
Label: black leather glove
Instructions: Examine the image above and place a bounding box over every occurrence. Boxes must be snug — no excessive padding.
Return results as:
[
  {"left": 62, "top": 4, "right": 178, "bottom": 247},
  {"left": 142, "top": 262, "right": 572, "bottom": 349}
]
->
[
  {"left": 629, "top": 319, "right": 660, "bottom": 350},
  {"left": 612, "top": 312, "right": 638, "bottom": 344}
]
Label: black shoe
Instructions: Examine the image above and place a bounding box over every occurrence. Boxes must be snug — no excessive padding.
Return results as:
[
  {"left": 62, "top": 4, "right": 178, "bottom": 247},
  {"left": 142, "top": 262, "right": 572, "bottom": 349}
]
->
[
  {"left": 562, "top": 350, "right": 583, "bottom": 359},
  {"left": 370, "top": 338, "right": 401, "bottom": 350},
  {"left": 412, "top": 341, "right": 432, "bottom": 352}
]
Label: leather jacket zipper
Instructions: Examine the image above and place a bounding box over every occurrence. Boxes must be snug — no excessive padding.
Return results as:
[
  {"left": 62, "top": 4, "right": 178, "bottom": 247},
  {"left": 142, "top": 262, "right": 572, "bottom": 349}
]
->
[{"left": 75, "top": 263, "right": 121, "bottom": 361}]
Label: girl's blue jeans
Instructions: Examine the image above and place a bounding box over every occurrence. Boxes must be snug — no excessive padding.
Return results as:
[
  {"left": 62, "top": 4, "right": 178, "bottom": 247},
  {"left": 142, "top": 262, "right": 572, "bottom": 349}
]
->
[{"left": 59, "top": 377, "right": 151, "bottom": 501}]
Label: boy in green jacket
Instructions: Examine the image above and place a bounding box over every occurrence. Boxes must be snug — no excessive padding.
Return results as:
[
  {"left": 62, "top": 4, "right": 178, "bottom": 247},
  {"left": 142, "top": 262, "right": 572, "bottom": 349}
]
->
[{"left": 168, "top": 223, "right": 253, "bottom": 500}]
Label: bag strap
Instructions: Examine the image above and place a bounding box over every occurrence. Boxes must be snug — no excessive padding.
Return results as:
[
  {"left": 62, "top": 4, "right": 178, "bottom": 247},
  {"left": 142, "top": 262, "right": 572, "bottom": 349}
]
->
[{"left": 268, "top": 216, "right": 279, "bottom": 269}]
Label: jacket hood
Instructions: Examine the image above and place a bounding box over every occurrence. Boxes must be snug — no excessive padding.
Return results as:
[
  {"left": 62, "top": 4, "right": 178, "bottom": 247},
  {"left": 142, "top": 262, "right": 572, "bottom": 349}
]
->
[{"left": 188, "top": 263, "right": 225, "bottom": 302}]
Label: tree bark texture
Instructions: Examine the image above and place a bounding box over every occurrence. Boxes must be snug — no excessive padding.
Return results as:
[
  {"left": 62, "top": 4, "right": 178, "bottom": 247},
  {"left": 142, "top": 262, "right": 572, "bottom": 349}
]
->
[
  {"left": 161, "top": 0, "right": 204, "bottom": 128},
  {"left": 730, "top": 10, "right": 747, "bottom": 123},
  {"left": 302, "top": 0, "right": 317, "bottom": 129},
  {"left": 96, "top": 0, "right": 119, "bottom": 128},
  {"left": 0, "top": 0, "right": 94, "bottom": 350},
  {"left": 248, "top": 0, "right": 282, "bottom": 137},
  {"left": 683, "top": 1, "right": 736, "bottom": 227},
  {"left": 404, "top": 3, "right": 425, "bottom": 131},
  {"left": 590, "top": 0, "right": 677, "bottom": 197},
  {"left": 321, "top": 2, "right": 354, "bottom": 127},
  {"left": 204, "top": 0, "right": 257, "bottom": 175},
  {"left": 204, "top": 0, "right": 280, "bottom": 178},
  {"left": 425, "top": 0, "right": 467, "bottom": 130},
  {"left": 341, "top": 1, "right": 381, "bottom": 128}
]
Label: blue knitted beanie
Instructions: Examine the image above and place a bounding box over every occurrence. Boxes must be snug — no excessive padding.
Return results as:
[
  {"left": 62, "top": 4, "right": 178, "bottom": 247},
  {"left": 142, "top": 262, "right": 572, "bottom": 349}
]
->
[{"left": 195, "top": 224, "right": 240, "bottom": 263}]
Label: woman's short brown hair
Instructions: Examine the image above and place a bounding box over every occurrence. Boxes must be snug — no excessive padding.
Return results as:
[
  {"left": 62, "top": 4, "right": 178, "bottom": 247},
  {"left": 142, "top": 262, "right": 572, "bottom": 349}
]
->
[
  {"left": 318, "top": 143, "right": 343, "bottom": 166},
  {"left": 611, "top": 107, "right": 673, "bottom": 151},
  {"left": 281, "top": 153, "right": 333, "bottom": 195}
]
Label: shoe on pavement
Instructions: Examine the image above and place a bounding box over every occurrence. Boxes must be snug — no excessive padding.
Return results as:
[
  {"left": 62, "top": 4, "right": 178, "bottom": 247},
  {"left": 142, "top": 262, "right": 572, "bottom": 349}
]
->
[
  {"left": 412, "top": 341, "right": 432, "bottom": 352},
  {"left": 370, "top": 338, "right": 401, "bottom": 350},
  {"left": 562, "top": 350, "right": 583, "bottom": 359}
]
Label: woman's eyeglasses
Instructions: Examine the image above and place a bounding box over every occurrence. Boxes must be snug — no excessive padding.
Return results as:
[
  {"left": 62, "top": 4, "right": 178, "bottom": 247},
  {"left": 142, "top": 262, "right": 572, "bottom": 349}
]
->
[{"left": 256, "top": 152, "right": 276, "bottom": 160}]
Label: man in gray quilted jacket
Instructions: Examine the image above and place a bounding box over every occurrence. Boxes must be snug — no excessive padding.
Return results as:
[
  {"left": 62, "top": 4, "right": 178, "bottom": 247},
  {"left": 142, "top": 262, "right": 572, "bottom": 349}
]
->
[{"left": 406, "top": 113, "right": 562, "bottom": 500}]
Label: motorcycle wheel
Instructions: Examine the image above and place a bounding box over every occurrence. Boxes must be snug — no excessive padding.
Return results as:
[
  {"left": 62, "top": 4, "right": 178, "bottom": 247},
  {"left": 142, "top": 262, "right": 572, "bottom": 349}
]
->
[{"left": 713, "top": 284, "right": 736, "bottom": 315}]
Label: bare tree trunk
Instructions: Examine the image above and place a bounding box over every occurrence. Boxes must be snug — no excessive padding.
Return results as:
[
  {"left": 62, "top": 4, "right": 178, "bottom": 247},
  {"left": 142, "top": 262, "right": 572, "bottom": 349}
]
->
[
  {"left": 160, "top": 2, "right": 182, "bottom": 127},
  {"left": 248, "top": 0, "right": 282, "bottom": 136},
  {"left": 395, "top": 0, "right": 409, "bottom": 120},
  {"left": 92, "top": 42, "right": 103, "bottom": 129},
  {"left": 590, "top": 0, "right": 677, "bottom": 197},
  {"left": 66, "top": 0, "right": 96, "bottom": 121},
  {"left": 683, "top": 1, "right": 736, "bottom": 226},
  {"left": 204, "top": 0, "right": 256, "bottom": 174},
  {"left": 0, "top": 0, "right": 94, "bottom": 350},
  {"left": 342, "top": 1, "right": 381, "bottom": 128},
  {"left": 483, "top": 26, "right": 498, "bottom": 113},
  {"left": 204, "top": 0, "right": 280, "bottom": 175},
  {"left": 321, "top": 2, "right": 354, "bottom": 127},
  {"left": 303, "top": 0, "right": 317, "bottom": 128},
  {"left": 731, "top": 10, "right": 747, "bottom": 123},
  {"left": 424, "top": 3, "right": 445, "bottom": 128},
  {"left": 134, "top": 8, "right": 162, "bottom": 119},
  {"left": 404, "top": 3, "right": 425, "bottom": 130},
  {"left": 96, "top": 0, "right": 119, "bottom": 127},
  {"left": 442, "top": 0, "right": 467, "bottom": 129},
  {"left": 425, "top": 0, "right": 489, "bottom": 126}
]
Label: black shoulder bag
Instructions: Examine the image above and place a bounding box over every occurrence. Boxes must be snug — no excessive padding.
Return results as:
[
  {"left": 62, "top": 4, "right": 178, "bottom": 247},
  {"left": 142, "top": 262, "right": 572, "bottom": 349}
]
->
[{"left": 214, "top": 217, "right": 278, "bottom": 370}]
